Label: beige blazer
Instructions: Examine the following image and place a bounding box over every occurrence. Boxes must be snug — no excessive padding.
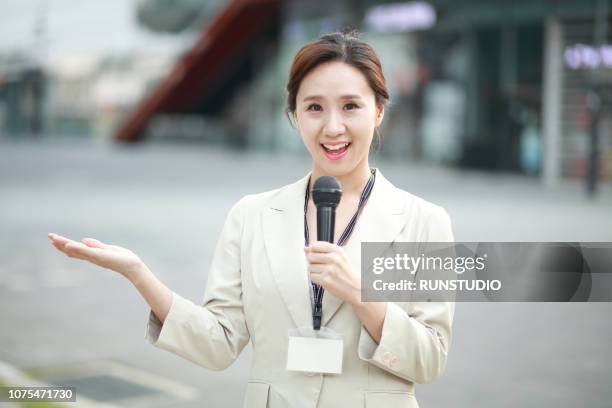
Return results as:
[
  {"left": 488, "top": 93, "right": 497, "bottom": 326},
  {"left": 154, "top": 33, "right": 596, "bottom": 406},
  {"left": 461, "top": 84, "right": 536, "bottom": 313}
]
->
[{"left": 146, "top": 169, "right": 455, "bottom": 408}]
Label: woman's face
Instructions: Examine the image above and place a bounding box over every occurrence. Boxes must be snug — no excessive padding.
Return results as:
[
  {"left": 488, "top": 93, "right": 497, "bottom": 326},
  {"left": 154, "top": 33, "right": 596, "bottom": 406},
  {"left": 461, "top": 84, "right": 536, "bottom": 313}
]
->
[{"left": 294, "top": 61, "right": 384, "bottom": 178}]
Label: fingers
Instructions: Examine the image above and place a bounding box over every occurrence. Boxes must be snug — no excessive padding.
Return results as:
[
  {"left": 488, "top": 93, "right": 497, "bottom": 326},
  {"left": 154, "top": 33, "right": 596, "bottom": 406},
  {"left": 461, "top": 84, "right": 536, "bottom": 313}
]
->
[
  {"left": 306, "top": 241, "right": 342, "bottom": 254},
  {"left": 63, "top": 241, "right": 105, "bottom": 263},
  {"left": 48, "top": 233, "right": 75, "bottom": 246},
  {"left": 305, "top": 251, "right": 337, "bottom": 265},
  {"left": 83, "top": 238, "right": 126, "bottom": 252},
  {"left": 82, "top": 238, "right": 106, "bottom": 249},
  {"left": 309, "top": 271, "right": 328, "bottom": 287},
  {"left": 308, "top": 264, "right": 329, "bottom": 275},
  {"left": 304, "top": 242, "right": 344, "bottom": 269},
  {"left": 309, "top": 265, "right": 334, "bottom": 288},
  {"left": 48, "top": 233, "right": 77, "bottom": 253},
  {"left": 48, "top": 233, "right": 105, "bottom": 263}
]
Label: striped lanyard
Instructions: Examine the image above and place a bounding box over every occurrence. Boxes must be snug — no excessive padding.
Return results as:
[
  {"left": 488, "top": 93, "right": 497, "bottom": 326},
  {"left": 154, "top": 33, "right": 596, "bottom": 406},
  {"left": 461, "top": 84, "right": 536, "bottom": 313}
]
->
[{"left": 304, "top": 168, "right": 376, "bottom": 329}]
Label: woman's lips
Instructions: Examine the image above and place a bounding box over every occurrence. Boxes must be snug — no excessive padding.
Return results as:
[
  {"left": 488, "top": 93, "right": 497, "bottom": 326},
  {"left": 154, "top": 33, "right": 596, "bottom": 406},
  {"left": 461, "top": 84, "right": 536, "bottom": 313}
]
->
[{"left": 321, "top": 143, "right": 350, "bottom": 160}]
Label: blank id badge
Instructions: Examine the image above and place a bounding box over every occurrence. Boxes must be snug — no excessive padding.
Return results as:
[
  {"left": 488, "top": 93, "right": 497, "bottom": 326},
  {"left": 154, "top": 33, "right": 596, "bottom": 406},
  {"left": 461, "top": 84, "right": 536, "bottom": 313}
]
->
[{"left": 286, "top": 326, "right": 343, "bottom": 374}]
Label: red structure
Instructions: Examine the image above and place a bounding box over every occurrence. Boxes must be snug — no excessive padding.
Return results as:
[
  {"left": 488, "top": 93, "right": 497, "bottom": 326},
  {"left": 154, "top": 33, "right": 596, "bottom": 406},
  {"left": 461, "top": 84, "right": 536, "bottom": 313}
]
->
[{"left": 116, "top": 0, "right": 281, "bottom": 142}]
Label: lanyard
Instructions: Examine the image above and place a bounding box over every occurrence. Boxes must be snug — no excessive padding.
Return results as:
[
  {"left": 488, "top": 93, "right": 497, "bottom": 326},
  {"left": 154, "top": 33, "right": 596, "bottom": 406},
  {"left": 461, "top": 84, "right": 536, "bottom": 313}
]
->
[{"left": 304, "top": 168, "right": 376, "bottom": 329}]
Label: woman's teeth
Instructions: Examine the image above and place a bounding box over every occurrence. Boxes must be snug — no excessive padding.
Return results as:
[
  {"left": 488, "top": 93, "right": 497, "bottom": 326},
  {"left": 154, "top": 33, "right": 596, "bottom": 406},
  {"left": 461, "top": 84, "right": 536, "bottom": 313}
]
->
[{"left": 322, "top": 143, "right": 349, "bottom": 151}]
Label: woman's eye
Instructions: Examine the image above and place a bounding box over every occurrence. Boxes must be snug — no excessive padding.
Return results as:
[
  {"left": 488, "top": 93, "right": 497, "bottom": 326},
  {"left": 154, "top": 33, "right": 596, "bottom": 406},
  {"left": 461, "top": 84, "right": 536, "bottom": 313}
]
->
[
  {"left": 307, "top": 104, "right": 322, "bottom": 112},
  {"left": 344, "top": 103, "right": 359, "bottom": 110}
]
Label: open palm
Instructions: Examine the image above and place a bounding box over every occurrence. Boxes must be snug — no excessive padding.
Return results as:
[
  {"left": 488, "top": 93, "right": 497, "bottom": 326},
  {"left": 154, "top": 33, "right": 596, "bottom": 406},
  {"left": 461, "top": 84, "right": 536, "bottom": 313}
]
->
[{"left": 48, "top": 233, "right": 144, "bottom": 280}]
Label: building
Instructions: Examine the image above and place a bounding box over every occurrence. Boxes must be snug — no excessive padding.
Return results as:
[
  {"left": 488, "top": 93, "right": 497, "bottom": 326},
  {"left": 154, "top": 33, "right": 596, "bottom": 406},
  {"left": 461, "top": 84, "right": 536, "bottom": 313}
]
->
[{"left": 112, "top": 0, "right": 612, "bottom": 184}]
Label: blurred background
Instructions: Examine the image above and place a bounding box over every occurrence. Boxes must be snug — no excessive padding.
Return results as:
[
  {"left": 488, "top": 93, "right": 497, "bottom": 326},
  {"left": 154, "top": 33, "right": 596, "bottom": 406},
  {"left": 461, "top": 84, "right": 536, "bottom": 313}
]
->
[{"left": 1, "top": 0, "right": 611, "bottom": 407}]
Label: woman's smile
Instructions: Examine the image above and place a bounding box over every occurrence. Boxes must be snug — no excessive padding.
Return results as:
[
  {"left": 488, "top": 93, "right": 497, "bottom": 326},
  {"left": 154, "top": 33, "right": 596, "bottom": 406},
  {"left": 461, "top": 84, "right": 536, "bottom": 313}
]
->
[{"left": 321, "top": 141, "right": 351, "bottom": 160}]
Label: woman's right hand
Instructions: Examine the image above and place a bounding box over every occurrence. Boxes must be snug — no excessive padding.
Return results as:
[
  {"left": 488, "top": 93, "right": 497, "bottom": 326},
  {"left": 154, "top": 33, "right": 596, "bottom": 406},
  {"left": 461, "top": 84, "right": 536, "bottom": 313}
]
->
[{"left": 48, "top": 233, "right": 146, "bottom": 282}]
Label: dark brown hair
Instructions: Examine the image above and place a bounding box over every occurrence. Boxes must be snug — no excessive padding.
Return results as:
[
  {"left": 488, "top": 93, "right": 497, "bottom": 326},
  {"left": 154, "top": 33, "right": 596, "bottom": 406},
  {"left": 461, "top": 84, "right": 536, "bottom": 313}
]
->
[{"left": 285, "top": 29, "right": 390, "bottom": 124}]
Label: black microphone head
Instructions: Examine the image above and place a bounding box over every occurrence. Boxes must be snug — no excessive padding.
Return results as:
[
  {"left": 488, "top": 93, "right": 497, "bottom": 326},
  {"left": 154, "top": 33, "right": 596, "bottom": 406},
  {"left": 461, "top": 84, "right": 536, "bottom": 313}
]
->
[{"left": 312, "top": 176, "right": 342, "bottom": 208}]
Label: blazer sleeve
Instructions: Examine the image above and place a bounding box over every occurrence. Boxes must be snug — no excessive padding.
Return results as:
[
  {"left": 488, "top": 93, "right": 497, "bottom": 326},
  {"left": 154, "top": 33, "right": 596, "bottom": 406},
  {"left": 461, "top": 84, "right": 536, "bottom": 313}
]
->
[
  {"left": 357, "top": 205, "right": 456, "bottom": 384},
  {"left": 145, "top": 197, "right": 250, "bottom": 371}
]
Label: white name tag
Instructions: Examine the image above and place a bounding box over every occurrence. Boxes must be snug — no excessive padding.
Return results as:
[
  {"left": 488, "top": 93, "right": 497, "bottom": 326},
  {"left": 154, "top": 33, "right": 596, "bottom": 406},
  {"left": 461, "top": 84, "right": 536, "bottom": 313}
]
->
[{"left": 286, "top": 328, "right": 343, "bottom": 374}]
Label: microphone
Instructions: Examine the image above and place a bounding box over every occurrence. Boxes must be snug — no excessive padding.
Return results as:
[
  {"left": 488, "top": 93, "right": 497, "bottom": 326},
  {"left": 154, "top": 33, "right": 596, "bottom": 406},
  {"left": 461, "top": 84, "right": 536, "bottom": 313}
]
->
[
  {"left": 312, "top": 176, "right": 342, "bottom": 243},
  {"left": 311, "top": 176, "right": 342, "bottom": 330}
]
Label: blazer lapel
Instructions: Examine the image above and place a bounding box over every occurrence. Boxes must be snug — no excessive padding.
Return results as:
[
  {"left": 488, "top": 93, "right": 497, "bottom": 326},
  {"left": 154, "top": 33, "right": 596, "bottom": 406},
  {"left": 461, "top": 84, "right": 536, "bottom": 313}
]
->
[
  {"left": 262, "top": 174, "right": 313, "bottom": 329},
  {"left": 262, "top": 169, "right": 408, "bottom": 330}
]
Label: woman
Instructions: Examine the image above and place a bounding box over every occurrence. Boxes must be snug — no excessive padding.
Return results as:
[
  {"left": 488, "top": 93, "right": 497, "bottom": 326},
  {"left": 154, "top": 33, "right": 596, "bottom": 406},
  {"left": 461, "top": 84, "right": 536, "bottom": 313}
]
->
[{"left": 49, "top": 30, "right": 454, "bottom": 408}]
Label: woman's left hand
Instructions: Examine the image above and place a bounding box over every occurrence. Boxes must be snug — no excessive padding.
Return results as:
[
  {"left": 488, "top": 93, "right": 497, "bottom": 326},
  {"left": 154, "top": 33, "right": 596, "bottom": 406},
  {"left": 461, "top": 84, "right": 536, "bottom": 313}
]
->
[{"left": 304, "top": 241, "right": 360, "bottom": 305}]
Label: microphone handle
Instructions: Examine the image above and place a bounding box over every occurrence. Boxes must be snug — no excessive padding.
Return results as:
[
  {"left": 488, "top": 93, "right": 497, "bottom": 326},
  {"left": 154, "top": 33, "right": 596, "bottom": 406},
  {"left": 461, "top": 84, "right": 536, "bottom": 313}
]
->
[{"left": 316, "top": 206, "right": 336, "bottom": 243}]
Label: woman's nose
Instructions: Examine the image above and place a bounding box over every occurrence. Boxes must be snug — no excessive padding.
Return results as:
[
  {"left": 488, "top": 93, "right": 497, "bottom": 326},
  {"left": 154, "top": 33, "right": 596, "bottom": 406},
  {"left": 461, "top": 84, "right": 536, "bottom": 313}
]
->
[{"left": 323, "top": 111, "right": 346, "bottom": 137}]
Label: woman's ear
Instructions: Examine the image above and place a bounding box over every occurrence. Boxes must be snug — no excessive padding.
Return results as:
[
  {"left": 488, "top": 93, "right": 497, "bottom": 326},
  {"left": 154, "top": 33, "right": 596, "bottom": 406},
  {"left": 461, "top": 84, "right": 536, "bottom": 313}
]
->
[
  {"left": 292, "top": 112, "right": 299, "bottom": 130},
  {"left": 375, "top": 105, "right": 385, "bottom": 127}
]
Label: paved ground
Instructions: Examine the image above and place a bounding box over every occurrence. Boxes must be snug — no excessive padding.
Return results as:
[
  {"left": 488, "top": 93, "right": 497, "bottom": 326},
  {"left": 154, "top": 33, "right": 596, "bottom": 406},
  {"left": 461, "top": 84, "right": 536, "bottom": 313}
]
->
[{"left": 0, "top": 138, "right": 611, "bottom": 407}]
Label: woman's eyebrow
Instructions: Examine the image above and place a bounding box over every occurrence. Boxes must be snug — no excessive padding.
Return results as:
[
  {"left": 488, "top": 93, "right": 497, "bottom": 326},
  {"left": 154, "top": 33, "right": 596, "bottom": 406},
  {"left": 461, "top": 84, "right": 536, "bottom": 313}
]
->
[{"left": 302, "top": 94, "right": 364, "bottom": 102}]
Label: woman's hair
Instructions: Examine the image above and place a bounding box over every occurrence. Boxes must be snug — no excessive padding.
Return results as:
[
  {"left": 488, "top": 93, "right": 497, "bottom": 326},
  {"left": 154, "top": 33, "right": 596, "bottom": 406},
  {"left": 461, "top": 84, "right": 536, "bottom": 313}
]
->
[{"left": 285, "top": 29, "right": 390, "bottom": 123}]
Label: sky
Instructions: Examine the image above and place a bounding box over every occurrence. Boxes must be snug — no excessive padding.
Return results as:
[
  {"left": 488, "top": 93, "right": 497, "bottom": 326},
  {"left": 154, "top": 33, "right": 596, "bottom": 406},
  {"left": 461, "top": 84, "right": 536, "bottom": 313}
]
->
[{"left": 0, "top": 0, "right": 195, "bottom": 61}]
